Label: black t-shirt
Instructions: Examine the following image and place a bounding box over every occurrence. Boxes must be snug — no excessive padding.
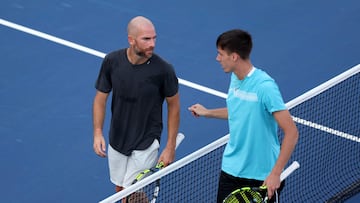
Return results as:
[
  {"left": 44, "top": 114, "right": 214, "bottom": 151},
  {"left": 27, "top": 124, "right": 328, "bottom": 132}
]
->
[{"left": 95, "top": 49, "right": 179, "bottom": 156}]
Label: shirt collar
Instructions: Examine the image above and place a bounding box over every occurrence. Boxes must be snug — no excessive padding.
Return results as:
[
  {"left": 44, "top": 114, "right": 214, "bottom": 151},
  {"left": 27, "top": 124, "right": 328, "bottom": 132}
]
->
[{"left": 247, "top": 66, "right": 256, "bottom": 77}]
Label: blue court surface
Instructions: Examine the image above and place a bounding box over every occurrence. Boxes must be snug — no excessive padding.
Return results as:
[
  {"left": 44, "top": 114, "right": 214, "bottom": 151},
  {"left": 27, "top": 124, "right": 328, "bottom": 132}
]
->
[{"left": 1, "top": 1, "right": 359, "bottom": 202}]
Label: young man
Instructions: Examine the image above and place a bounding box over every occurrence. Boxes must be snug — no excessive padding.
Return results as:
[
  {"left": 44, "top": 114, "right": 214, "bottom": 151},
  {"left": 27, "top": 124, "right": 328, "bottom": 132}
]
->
[
  {"left": 93, "top": 16, "right": 180, "bottom": 194},
  {"left": 188, "top": 29, "right": 298, "bottom": 203}
]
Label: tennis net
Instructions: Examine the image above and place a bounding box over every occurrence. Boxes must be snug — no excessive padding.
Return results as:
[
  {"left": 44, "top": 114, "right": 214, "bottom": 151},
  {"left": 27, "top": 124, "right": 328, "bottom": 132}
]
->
[{"left": 99, "top": 64, "right": 360, "bottom": 202}]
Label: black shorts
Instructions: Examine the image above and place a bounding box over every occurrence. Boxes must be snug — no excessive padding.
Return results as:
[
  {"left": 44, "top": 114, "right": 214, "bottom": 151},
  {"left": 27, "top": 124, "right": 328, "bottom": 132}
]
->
[{"left": 217, "top": 170, "right": 285, "bottom": 203}]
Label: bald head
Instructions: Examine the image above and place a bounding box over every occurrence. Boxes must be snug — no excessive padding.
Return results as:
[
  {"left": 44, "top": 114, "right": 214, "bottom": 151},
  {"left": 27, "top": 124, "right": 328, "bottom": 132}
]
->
[
  {"left": 127, "top": 16, "right": 155, "bottom": 37},
  {"left": 126, "top": 16, "right": 157, "bottom": 63}
]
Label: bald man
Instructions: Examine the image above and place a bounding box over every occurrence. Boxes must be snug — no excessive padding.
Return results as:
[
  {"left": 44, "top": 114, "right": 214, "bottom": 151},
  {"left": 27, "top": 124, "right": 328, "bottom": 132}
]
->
[{"left": 93, "top": 16, "right": 180, "bottom": 193}]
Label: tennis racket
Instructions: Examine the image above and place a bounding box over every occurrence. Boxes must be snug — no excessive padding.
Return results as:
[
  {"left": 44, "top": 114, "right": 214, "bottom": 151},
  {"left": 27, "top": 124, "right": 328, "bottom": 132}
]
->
[
  {"left": 126, "top": 133, "right": 185, "bottom": 203},
  {"left": 223, "top": 161, "right": 300, "bottom": 203}
]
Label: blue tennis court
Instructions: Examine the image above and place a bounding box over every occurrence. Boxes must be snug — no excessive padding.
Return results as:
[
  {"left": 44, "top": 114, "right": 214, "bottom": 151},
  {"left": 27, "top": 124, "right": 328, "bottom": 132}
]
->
[{"left": 1, "top": 1, "right": 359, "bottom": 202}]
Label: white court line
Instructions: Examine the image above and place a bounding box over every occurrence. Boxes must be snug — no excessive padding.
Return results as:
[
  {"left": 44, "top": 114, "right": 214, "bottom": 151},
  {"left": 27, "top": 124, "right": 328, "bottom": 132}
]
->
[
  {"left": 1, "top": 18, "right": 357, "bottom": 142},
  {"left": 0, "top": 18, "right": 106, "bottom": 58},
  {"left": 0, "top": 18, "right": 227, "bottom": 99}
]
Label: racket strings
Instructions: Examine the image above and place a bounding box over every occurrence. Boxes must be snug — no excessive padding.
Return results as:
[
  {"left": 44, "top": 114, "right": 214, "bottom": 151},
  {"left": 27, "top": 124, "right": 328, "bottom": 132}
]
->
[
  {"left": 223, "top": 193, "right": 241, "bottom": 203},
  {"left": 127, "top": 191, "right": 149, "bottom": 203},
  {"left": 129, "top": 164, "right": 164, "bottom": 203},
  {"left": 132, "top": 163, "right": 163, "bottom": 185},
  {"left": 243, "top": 189, "right": 263, "bottom": 203},
  {"left": 223, "top": 187, "right": 266, "bottom": 203},
  {"left": 225, "top": 188, "right": 281, "bottom": 203},
  {"left": 126, "top": 133, "right": 185, "bottom": 203}
]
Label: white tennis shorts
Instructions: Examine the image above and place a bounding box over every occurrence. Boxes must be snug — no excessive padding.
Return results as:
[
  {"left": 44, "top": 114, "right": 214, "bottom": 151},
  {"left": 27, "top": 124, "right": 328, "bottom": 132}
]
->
[{"left": 108, "top": 139, "right": 159, "bottom": 187}]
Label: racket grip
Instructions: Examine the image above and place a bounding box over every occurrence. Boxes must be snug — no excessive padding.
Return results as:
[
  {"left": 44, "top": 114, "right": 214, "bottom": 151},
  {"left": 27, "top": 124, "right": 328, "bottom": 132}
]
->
[
  {"left": 175, "top": 133, "right": 185, "bottom": 149},
  {"left": 157, "top": 133, "right": 184, "bottom": 168},
  {"left": 280, "top": 161, "right": 300, "bottom": 181}
]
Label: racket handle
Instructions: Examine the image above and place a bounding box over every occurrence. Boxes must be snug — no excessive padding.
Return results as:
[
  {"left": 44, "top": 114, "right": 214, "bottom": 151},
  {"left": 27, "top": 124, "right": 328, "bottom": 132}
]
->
[
  {"left": 175, "top": 133, "right": 185, "bottom": 149},
  {"left": 280, "top": 161, "right": 300, "bottom": 181},
  {"left": 157, "top": 133, "right": 184, "bottom": 168}
]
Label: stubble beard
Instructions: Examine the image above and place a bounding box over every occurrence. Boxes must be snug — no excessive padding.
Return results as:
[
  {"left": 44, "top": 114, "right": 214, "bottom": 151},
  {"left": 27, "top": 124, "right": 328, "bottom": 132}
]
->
[{"left": 135, "top": 47, "right": 153, "bottom": 59}]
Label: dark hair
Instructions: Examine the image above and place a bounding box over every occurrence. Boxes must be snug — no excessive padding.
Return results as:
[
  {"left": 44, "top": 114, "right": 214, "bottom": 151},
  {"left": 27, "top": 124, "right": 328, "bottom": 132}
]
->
[{"left": 216, "top": 29, "right": 252, "bottom": 60}]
